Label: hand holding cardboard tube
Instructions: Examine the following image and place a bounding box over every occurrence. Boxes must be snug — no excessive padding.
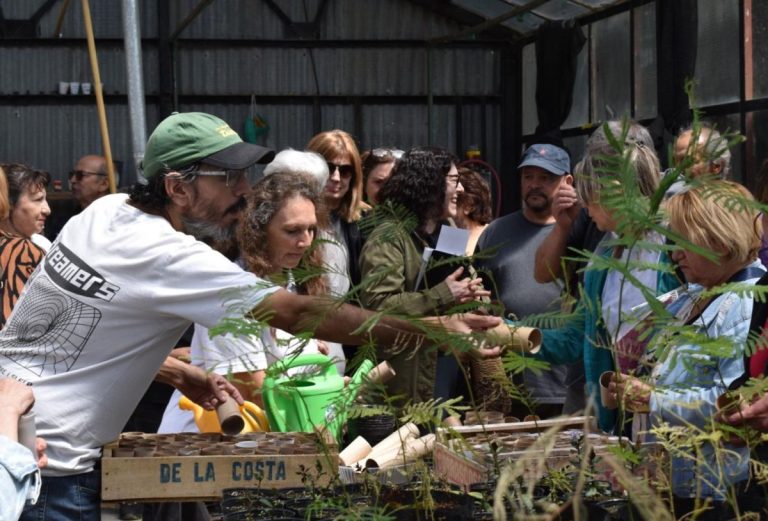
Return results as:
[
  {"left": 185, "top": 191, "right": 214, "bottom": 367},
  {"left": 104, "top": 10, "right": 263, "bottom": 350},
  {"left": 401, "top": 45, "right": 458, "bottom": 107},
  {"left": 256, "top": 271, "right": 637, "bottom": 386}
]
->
[
  {"left": 216, "top": 399, "right": 245, "bottom": 435},
  {"left": 605, "top": 372, "right": 651, "bottom": 413},
  {"left": 485, "top": 322, "right": 542, "bottom": 354},
  {"left": 712, "top": 391, "right": 768, "bottom": 447}
]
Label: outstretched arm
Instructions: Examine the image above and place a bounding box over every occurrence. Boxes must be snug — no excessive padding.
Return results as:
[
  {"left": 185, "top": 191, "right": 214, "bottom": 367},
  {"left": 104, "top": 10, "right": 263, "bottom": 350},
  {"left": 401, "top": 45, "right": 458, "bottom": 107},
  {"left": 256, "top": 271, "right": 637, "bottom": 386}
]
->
[{"left": 253, "top": 289, "right": 502, "bottom": 356}]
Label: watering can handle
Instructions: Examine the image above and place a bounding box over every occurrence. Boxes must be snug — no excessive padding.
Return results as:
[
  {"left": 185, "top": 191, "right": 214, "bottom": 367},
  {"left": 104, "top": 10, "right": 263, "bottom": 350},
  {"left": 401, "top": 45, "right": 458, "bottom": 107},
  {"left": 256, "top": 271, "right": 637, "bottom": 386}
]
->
[
  {"left": 241, "top": 401, "right": 270, "bottom": 432},
  {"left": 268, "top": 353, "right": 337, "bottom": 378},
  {"left": 179, "top": 395, "right": 270, "bottom": 433}
]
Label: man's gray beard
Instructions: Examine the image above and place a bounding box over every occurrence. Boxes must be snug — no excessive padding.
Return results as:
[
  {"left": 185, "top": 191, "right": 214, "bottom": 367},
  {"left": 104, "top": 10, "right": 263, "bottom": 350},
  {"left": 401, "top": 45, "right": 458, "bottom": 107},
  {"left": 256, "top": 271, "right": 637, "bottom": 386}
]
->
[
  {"left": 524, "top": 193, "right": 551, "bottom": 215},
  {"left": 181, "top": 216, "right": 235, "bottom": 244}
]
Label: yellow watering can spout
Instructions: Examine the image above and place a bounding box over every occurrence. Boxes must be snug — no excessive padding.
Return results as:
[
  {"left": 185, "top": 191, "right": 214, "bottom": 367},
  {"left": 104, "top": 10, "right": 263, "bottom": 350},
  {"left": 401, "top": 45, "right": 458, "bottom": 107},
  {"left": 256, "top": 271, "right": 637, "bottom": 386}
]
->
[{"left": 178, "top": 396, "right": 269, "bottom": 433}]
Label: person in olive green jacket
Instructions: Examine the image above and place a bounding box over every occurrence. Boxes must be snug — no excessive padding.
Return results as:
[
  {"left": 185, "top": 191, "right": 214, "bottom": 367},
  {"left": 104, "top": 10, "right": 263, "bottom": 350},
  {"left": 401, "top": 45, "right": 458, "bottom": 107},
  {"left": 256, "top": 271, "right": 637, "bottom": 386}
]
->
[{"left": 359, "top": 147, "right": 489, "bottom": 404}]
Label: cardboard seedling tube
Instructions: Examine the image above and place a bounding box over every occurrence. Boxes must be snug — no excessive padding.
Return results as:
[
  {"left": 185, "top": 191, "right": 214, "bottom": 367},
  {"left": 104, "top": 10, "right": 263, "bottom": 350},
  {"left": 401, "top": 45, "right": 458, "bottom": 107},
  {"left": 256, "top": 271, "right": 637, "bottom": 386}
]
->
[
  {"left": 339, "top": 436, "right": 373, "bottom": 466},
  {"left": 716, "top": 392, "right": 745, "bottom": 415},
  {"left": 363, "top": 422, "right": 419, "bottom": 463},
  {"left": 510, "top": 326, "right": 542, "bottom": 354},
  {"left": 486, "top": 324, "right": 541, "bottom": 354},
  {"left": 399, "top": 433, "right": 435, "bottom": 459},
  {"left": 364, "top": 446, "right": 400, "bottom": 469},
  {"left": 216, "top": 399, "right": 245, "bottom": 435},
  {"left": 600, "top": 371, "right": 619, "bottom": 410},
  {"left": 367, "top": 361, "right": 396, "bottom": 385},
  {"left": 366, "top": 434, "right": 436, "bottom": 469}
]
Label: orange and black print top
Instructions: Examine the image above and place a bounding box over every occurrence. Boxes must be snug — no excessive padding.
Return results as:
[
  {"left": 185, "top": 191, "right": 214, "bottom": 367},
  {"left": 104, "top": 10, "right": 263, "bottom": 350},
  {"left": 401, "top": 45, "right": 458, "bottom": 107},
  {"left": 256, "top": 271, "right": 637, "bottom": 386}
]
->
[{"left": 0, "top": 231, "right": 45, "bottom": 328}]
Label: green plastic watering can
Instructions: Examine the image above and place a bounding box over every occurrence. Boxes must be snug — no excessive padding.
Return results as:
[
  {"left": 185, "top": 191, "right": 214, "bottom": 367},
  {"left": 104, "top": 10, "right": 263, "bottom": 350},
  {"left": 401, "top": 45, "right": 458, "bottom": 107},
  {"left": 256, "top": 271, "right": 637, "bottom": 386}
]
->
[{"left": 262, "top": 354, "right": 374, "bottom": 442}]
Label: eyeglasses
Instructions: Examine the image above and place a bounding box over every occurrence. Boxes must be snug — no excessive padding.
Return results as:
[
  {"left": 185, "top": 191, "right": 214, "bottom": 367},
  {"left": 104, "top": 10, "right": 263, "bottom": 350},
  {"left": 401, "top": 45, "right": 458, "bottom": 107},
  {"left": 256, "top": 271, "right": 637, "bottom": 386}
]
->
[
  {"left": 446, "top": 173, "right": 461, "bottom": 187},
  {"left": 327, "top": 162, "right": 355, "bottom": 179},
  {"left": 69, "top": 170, "right": 106, "bottom": 181},
  {"left": 193, "top": 169, "right": 247, "bottom": 187},
  {"left": 371, "top": 148, "right": 404, "bottom": 160}
]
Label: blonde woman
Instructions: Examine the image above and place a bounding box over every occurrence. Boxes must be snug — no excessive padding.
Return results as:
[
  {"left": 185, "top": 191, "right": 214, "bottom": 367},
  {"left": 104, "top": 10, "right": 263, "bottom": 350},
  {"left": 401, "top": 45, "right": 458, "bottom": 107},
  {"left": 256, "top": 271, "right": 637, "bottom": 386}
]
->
[{"left": 612, "top": 181, "right": 763, "bottom": 518}]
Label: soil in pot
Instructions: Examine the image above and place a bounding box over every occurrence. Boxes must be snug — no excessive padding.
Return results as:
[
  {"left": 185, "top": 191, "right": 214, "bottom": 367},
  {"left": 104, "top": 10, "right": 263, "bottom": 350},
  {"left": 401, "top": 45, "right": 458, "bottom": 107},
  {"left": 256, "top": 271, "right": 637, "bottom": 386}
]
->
[{"left": 381, "top": 487, "right": 473, "bottom": 521}]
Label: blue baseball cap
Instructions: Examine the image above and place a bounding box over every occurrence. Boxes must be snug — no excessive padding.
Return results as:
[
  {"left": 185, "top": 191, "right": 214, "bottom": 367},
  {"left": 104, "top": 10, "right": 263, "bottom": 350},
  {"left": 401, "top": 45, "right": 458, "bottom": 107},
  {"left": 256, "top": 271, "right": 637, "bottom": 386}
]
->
[{"left": 518, "top": 144, "right": 570, "bottom": 175}]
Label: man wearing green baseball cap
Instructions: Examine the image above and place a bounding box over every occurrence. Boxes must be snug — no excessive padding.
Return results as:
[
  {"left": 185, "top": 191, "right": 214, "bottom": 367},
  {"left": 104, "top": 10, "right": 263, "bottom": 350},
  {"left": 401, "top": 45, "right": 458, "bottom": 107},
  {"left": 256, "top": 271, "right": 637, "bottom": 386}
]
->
[
  {"left": 4, "top": 112, "right": 501, "bottom": 520},
  {"left": 135, "top": 111, "right": 276, "bottom": 244}
]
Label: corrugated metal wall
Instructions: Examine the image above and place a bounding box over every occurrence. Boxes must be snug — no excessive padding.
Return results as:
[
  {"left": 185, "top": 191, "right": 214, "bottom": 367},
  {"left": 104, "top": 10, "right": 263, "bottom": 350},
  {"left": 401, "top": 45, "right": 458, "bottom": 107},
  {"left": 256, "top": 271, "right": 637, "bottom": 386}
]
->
[{"left": 0, "top": 0, "right": 503, "bottom": 185}]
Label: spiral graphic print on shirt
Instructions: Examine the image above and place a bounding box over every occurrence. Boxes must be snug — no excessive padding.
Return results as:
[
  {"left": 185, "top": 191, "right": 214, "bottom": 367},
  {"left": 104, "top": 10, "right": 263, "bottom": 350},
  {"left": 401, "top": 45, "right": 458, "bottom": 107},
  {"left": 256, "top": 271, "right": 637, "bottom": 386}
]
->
[{"left": 0, "top": 272, "right": 101, "bottom": 377}]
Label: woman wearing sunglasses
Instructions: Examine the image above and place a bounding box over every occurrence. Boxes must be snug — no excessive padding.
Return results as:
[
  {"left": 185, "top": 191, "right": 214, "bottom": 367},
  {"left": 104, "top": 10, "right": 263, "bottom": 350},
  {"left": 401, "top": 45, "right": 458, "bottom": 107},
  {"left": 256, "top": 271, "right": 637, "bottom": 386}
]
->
[{"left": 306, "top": 130, "right": 369, "bottom": 305}]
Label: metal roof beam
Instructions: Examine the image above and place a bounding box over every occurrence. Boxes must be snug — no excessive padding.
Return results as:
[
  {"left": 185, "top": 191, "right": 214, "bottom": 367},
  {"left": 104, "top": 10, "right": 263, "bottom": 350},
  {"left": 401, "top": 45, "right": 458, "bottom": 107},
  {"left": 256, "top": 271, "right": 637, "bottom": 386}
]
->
[
  {"left": 429, "top": 0, "right": 552, "bottom": 44},
  {"left": 406, "top": 0, "right": 519, "bottom": 40},
  {"left": 170, "top": 0, "right": 215, "bottom": 41}
]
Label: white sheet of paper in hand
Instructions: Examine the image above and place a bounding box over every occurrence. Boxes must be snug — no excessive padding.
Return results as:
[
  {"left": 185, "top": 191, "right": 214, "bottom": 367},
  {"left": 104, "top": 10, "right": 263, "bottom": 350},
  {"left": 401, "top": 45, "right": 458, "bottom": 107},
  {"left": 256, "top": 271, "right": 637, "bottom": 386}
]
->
[{"left": 435, "top": 225, "right": 469, "bottom": 255}]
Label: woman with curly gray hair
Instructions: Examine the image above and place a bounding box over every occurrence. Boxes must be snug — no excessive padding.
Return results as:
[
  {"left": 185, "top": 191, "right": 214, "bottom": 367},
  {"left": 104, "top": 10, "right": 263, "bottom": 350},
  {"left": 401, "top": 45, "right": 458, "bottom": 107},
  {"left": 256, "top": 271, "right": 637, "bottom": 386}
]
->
[
  {"left": 159, "top": 172, "right": 328, "bottom": 435},
  {"left": 239, "top": 171, "right": 327, "bottom": 296}
]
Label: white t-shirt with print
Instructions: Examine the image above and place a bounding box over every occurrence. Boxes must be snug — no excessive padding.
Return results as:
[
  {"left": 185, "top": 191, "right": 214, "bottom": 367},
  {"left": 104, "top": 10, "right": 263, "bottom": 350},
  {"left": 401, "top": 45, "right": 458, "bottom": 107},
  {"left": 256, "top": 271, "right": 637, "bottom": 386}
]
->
[{"left": 0, "top": 194, "right": 278, "bottom": 475}]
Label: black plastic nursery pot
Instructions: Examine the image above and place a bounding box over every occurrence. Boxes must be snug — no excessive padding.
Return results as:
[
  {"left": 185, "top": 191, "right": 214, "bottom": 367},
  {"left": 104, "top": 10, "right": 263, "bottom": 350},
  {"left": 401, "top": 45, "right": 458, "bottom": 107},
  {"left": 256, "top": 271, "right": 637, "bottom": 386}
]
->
[
  {"left": 222, "top": 507, "right": 299, "bottom": 521},
  {"left": 380, "top": 487, "right": 474, "bottom": 521},
  {"left": 553, "top": 498, "right": 636, "bottom": 521},
  {"left": 347, "top": 408, "right": 398, "bottom": 447}
]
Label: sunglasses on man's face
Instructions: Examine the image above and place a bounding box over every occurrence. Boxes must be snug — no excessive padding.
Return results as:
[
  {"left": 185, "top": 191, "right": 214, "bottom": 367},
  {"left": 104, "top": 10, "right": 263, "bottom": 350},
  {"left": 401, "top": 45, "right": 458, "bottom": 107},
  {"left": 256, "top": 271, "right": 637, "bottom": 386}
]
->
[
  {"left": 192, "top": 169, "right": 247, "bottom": 187},
  {"left": 327, "top": 162, "right": 355, "bottom": 179},
  {"left": 68, "top": 170, "right": 107, "bottom": 181}
]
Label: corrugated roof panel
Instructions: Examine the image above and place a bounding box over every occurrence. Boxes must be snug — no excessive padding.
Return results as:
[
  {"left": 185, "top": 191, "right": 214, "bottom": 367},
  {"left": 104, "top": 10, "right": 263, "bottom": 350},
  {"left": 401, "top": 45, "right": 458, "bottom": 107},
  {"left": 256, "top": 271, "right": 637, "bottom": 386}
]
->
[
  {"left": 458, "top": 102, "right": 502, "bottom": 167},
  {"left": 162, "top": 0, "right": 465, "bottom": 40},
  {"left": 0, "top": 46, "right": 159, "bottom": 96},
  {"left": 174, "top": 47, "right": 498, "bottom": 96},
  {"left": 361, "top": 104, "right": 457, "bottom": 152},
  {"left": 459, "top": 0, "right": 626, "bottom": 35},
  {"left": 504, "top": 0, "right": 589, "bottom": 20},
  {"left": 521, "top": 43, "right": 538, "bottom": 135},
  {"left": 501, "top": 11, "right": 544, "bottom": 33},
  {"left": 591, "top": 11, "right": 631, "bottom": 121},
  {"left": 323, "top": 0, "right": 465, "bottom": 40},
  {"left": 5, "top": 0, "right": 156, "bottom": 39},
  {"left": 319, "top": 105, "right": 356, "bottom": 137},
  {"left": 176, "top": 102, "right": 316, "bottom": 152},
  {"left": 453, "top": 0, "right": 511, "bottom": 20},
  {"left": 169, "top": 0, "right": 286, "bottom": 40},
  {"left": 1, "top": 103, "right": 139, "bottom": 183}
]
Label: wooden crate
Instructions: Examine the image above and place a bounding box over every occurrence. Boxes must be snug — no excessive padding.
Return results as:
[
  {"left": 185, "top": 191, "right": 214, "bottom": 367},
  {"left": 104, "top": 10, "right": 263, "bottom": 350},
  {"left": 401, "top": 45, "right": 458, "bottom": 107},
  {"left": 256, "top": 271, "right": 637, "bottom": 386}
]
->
[
  {"left": 434, "top": 416, "right": 600, "bottom": 489},
  {"left": 101, "top": 434, "right": 338, "bottom": 502}
]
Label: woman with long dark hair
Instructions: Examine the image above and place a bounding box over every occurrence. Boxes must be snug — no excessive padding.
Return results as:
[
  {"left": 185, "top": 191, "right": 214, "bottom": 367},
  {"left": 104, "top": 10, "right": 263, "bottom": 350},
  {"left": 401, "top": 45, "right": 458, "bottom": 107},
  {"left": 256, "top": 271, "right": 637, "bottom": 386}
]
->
[{"left": 359, "top": 146, "right": 488, "bottom": 407}]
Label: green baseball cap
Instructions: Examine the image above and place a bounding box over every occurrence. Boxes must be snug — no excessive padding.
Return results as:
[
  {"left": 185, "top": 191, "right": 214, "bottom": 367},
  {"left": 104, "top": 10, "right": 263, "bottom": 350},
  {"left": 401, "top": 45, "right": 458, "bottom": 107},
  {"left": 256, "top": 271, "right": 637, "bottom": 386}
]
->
[{"left": 141, "top": 112, "right": 275, "bottom": 179}]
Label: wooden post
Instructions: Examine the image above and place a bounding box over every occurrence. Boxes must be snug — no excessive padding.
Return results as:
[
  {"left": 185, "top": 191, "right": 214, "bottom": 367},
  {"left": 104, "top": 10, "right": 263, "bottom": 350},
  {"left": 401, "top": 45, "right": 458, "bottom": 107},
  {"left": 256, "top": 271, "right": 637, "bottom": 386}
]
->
[{"left": 81, "top": 0, "right": 117, "bottom": 194}]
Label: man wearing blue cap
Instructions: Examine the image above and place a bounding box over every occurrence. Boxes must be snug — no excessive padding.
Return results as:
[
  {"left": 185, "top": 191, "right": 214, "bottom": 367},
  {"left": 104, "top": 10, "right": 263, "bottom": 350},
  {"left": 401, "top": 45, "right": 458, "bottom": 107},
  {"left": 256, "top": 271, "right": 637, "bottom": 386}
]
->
[{"left": 475, "top": 143, "right": 574, "bottom": 418}]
